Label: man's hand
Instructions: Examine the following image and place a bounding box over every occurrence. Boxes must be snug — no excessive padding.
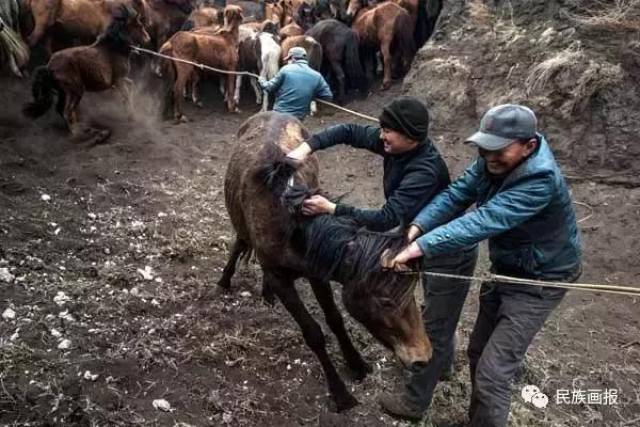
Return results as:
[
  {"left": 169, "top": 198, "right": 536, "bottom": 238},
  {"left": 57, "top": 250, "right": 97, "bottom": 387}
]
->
[
  {"left": 286, "top": 142, "right": 312, "bottom": 163},
  {"left": 405, "top": 224, "right": 422, "bottom": 244},
  {"left": 302, "top": 195, "right": 336, "bottom": 216},
  {"left": 380, "top": 242, "right": 424, "bottom": 272},
  {"left": 258, "top": 76, "right": 267, "bottom": 89}
]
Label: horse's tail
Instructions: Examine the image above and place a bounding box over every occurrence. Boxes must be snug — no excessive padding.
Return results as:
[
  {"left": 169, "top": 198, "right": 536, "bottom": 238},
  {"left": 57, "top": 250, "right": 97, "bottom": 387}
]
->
[
  {"left": 23, "top": 66, "right": 57, "bottom": 119},
  {"left": 413, "top": 0, "right": 428, "bottom": 48},
  {"left": 306, "top": 37, "right": 323, "bottom": 71},
  {"left": 393, "top": 11, "right": 417, "bottom": 75},
  {"left": 343, "top": 31, "right": 365, "bottom": 91},
  {"left": 262, "top": 42, "right": 280, "bottom": 80}
]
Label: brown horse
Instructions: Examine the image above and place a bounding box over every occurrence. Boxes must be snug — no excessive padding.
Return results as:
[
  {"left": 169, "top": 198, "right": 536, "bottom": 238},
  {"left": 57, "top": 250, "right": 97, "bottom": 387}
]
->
[
  {"left": 280, "top": 34, "right": 321, "bottom": 69},
  {"left": 22, "top": 5, "right": 150, "bottom": 144},
  {"left": 349, "top": 0, "right": 416, "bottom": 89},
  {"left": 162, "top": 5, "right": 243, "bottom": 120},
  {"left": 24, "top": 0, "right": 147, "bottom": 53},
  {"left": 220, "top": 111, "right": 431, "bottom": 411}
]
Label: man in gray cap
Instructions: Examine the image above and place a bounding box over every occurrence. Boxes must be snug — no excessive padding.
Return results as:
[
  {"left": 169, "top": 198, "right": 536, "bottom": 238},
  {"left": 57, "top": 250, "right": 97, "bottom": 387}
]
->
[
  {"left": 258, "top": 46, "right": 333, "bottom": 120},
  {"left": 383, "top": 104, "right": 582, "bottom": 426}
]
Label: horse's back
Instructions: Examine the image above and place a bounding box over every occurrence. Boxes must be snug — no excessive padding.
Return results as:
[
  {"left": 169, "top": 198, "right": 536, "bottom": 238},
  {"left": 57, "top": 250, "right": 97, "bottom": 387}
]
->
[{"left": 225, "top": 112, "right": 318, "bottom": 265}]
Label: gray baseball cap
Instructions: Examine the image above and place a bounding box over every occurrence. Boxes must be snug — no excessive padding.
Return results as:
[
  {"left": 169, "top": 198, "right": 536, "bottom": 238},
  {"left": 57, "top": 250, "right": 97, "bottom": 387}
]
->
[
  {"left": 465, "top": 104, "right": 537, "bottom": 150},
  {"left": 285, "top": 47, "right": 307, "bottom": 61}
]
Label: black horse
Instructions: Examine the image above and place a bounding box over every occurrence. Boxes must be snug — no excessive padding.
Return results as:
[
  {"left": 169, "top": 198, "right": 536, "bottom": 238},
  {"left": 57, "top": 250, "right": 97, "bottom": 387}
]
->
[{"left": 305, "top": 19, "right": 365, "bottom": 102}]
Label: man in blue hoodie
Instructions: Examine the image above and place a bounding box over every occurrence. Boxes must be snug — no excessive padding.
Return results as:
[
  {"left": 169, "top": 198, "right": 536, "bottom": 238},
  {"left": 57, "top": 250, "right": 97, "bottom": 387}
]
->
[
  {"left": 383, "top": 104, "right": 582, "bottom": 426},
  {"left": 259, "top": 46, "right": 333, "bottom": 120}
]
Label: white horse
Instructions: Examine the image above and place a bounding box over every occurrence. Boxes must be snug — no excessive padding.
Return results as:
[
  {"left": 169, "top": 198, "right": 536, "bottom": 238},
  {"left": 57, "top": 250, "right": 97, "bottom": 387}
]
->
[{"left": 233, "top": 27, "right": 281, "bottom": 111}]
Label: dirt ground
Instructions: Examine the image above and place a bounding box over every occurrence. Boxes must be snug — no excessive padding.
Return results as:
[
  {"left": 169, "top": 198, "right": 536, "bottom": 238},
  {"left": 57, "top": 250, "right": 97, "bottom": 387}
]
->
[{"left": 1, "top": 45, "right": 639, "bottom": 427}]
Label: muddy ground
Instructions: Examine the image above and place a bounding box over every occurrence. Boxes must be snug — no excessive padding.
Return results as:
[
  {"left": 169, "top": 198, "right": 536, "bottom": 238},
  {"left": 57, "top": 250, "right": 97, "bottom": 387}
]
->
[{"left": 0, "top": 55, "right": 639, "bottom": 427}]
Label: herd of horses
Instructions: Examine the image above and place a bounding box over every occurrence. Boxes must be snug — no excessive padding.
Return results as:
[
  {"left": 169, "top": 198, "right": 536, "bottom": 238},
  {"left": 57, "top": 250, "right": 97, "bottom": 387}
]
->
[{"left": 1, "top": 0, "right": 442, "bottom": 141}]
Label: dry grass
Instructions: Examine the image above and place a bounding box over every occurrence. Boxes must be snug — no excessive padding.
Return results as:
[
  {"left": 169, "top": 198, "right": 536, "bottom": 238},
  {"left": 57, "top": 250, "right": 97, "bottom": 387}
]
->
[
  {"left": 526, "top": 44, "right": 624, "bottom": 115},
  {"left": 525, "top": 45, "right": 586, "bottom": 96},
  {"left": 565, "top": 0, "right": 640, "bottom": 32}
]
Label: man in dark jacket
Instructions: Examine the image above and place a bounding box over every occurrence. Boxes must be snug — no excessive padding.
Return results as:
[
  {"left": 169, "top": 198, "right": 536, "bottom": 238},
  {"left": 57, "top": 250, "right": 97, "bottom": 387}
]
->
[
  {"left": 259, "top": 47, "right": 332, "bottom": 120},
  {"left": 384, "top": 104, "right": 582, "bottom": 426},
  {"left": 287, "top": 96, "right": 478, "bottom": 420}
]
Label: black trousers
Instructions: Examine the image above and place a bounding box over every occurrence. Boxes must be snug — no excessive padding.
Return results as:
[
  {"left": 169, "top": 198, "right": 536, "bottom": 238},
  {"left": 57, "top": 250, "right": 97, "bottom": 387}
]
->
[
  {"left": 467, "top": 269, "right": 580, "bottom": 427},
  {"left": 404, "top": 245, "right": 479, "bottom": 411}
]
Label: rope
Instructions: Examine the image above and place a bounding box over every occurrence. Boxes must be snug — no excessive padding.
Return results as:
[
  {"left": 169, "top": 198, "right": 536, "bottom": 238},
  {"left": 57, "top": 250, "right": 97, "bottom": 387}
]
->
[
  {"left": 418, "top": 271, "right": 640, "bottom": 297},
  {"left": 131, "top": 45, "right": 380, "bottom": 122}
]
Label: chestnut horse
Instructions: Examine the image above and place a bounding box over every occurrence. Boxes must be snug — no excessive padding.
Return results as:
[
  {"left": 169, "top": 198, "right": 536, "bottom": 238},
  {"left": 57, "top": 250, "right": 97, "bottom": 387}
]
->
[
  {"left": 24, "top": 0, "right": 147, "bottom": 53},
  {"left": 22, "top": 5, "right": 150, "bottom": 144},
  {"left": 220, "top": 111, "right": 431, "bottom": 411},
  {"left": 349, "top": 0, "right": 416, "bottom": 89},
  {"left": 162, "top": 5, "right": 243, "bottom": 120},
  {"left": 277, "top": 0, "right": 314, "bottom": 39}
]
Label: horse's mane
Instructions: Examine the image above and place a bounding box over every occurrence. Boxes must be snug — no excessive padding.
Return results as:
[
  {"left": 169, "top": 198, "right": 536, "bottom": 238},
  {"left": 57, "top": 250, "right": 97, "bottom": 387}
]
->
[
  {"left": 253, "top": 134, "right": 417, "bottom": 306},
  {"left": 296, "top": 215, "right": 417, "bottom": 305},
  {"left": 96, "top": 7, "right": 135, "bottom": 55}
]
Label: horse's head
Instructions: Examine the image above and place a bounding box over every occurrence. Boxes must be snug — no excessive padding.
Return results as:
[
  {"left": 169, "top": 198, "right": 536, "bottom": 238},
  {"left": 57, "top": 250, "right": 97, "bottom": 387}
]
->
[
  {"left": 295, "top": 215, "right": 432, "bottom": 368},
  {"left": 107, "top": 4, "right": 151, "bottom": 49},
  {"left": 261, "top": 19, "right": 280, "bottom": 36},
  {"left": 340, "top": 233, "right": 432, "bottom": 367},
  {"left": 345, "top": 0, "right": 367, "bottom": 23},
  {"left": 223, "top": 4, "right": 243, "bottom": 27},
  {"left": 314, "top": 0, "right": 332, "bottom": 20},
  {"left": 294, "top": 2, "right": 316, "bottom": 30}
]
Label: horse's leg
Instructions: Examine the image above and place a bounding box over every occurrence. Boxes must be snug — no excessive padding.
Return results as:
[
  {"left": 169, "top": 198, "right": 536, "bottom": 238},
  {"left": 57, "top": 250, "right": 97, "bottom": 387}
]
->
[
  {"left": 233, "top": 75, "right": 242, "bottom": 106},
  {"left": 26, "top": 0, "right": 57, "bottom": 47},
  {"left": 266, "top": 268, "right": 358, "bottom": 412},
  {"left": 250, "top": 77, "right": 264, "bottom": 107},
  {"left": 310, "top": 100, "right": 317, "bottom": 116},
  {"left": 226, "top": 73, "right": 238, "bottom": 112},
  {"left": 173, "top": 64, "right": 191, "bottom": 122},
  {"left": 309, "top": 278, "right": 372, "bottom": 380},
  {"left": 380, "top": 41, "right": 392, "bottom": 90},
  {"left": 329, "top": 59, "right": 346, "bottom": 103},
  {"left": 191, "top": 73, "right": 203, "bottom": 108},
  {"left": 64, "top": 91, "right": 90, "bottom": 141},
  {"left": 116, "top": 78, "right": 134, "bottom": 120},
  {"left": 217, "top": 238, "right": 249, "bottom": 290}
]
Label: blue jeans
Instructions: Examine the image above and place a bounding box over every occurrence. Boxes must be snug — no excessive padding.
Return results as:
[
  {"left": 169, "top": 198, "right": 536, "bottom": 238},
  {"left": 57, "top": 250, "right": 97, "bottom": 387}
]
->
[{"left": 405, "top": 245, "right": 479, "bottom": 411}]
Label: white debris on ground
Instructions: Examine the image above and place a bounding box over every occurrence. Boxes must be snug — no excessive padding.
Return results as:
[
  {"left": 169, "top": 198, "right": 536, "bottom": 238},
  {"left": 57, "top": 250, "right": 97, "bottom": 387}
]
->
[
  {"left": 0, "top": 268, "right": 15, "bottom": 283},
  {"left": 152, "top": 398, "right": 172, "bottom": 412},
  {"left": 2, "top": 307, "right": 16, "bottom": 321},
  {"left": 53, "top": 291, "right": 71, "bottom": 306}
]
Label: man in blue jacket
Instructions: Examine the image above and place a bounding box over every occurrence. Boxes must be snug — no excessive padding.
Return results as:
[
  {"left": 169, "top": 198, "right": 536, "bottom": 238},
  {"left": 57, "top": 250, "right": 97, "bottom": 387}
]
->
[
  {"left": 383, "top": 104, "right": 582, "bottom": 426},
  {"left": 259, "top": 47, "right": 333, "bottom": 120},
  {"left": 287, "top": 96, "right": 478, "bottom": 421}
]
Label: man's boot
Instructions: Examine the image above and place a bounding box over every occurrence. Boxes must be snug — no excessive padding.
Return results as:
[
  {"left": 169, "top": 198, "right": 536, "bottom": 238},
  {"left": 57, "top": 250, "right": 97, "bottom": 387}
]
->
[{"left": 378, "top": 392, "right": 426, "bottom": 421}]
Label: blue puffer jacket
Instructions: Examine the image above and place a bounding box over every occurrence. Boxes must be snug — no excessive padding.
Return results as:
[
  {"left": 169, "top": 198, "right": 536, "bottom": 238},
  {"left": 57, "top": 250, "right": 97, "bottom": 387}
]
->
[
  {"left": 260, "top": 59, "right": 333, "bottom": 120},
  {"left": 413, "top": 135, "right": 582, "bottom": 280}
]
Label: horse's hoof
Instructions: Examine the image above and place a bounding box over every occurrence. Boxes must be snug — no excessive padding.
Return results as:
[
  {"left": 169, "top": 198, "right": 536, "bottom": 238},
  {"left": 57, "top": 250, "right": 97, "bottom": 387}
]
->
[
  {"left": 348, "top": 360, "right": 372, "bottom": 381},
  {"left": 195, "top": 102, "right": 204, "bottom": 108},
  {"left": 175, "top": 115, "right": 188, "bottom": 124},
  {"left": 381, "top": 82, "right": 391, "bottom": 90},
  {"left": 335, "top": 393, "right": 358, "bottom": 412},
  {"left": 93, "top": 129, "right": 112, "bottom": 145}
]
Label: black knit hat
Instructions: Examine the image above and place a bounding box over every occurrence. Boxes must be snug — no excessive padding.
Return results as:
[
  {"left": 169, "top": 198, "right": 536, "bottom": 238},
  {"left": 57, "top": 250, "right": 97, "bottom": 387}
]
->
[{"left": 378, "top": 96, "right": 429, "bottom": 141}]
